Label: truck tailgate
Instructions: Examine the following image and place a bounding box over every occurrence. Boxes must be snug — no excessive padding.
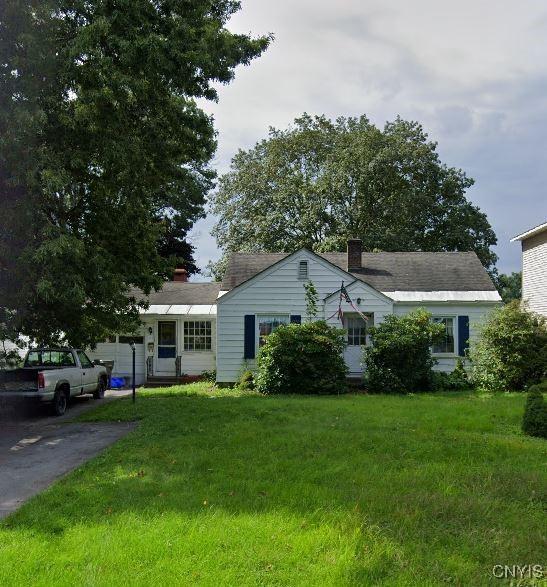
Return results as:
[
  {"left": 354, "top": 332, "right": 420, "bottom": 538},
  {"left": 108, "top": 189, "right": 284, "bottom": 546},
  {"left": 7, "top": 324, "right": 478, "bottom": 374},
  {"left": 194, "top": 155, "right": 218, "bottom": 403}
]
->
[{"left": 0, "top": 369, "right": 39, "bottom": 393}]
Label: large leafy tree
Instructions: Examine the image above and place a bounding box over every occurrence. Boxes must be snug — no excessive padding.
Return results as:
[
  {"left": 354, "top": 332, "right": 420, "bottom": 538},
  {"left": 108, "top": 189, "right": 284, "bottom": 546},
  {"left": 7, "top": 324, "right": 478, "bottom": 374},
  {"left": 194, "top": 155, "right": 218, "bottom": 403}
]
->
[
  {"left": 0, "top": 0, "right": 270, "bottom": 346},
  {"left": 210, "top": 114, "right": 498, "bottom": 279},
  {"left": 496, "top": 272, "right": 522, "bottom": 304}
]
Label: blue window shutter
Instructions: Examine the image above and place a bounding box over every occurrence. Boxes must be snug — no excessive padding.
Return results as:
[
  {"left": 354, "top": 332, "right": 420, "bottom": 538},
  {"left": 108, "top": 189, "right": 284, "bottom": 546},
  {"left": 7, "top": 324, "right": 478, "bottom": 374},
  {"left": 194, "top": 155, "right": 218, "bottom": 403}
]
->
[
  {"left": 290, "top": 315, "right": 301, "bottom": 324},
  {"left": 458, "top": 315, "right": 469, "bottom": 356},
  {"left": 244, "top": 315, "right": 255, "bottom": 359}
]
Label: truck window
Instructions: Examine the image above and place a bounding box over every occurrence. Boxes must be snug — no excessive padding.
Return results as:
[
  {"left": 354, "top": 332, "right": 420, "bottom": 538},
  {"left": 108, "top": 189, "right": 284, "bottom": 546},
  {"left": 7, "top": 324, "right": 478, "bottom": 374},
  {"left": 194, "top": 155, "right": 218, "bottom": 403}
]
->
[
  {"left": 24, "top": 350, "right": 76, "bottom": 367},
  {"left": 77, "top": 351, "right": 94, "bottom": 369},
  {"left": 25, "top": 351, "right": 41, "bottom": 366}
]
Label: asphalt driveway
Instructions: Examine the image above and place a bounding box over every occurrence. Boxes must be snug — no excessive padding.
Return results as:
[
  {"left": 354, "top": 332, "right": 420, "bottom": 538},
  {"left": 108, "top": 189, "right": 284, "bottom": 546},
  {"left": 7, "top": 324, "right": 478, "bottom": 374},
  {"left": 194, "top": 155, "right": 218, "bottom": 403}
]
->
[{"left": 0, "top": 390, "right": 135, "bottom": 519}]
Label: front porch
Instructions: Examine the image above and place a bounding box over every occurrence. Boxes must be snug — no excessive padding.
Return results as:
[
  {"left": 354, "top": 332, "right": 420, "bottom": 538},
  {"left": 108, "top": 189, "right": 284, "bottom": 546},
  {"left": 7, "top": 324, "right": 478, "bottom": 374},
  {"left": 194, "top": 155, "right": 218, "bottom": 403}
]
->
[{"left": 143, "top": 313, "right": 216, "bottom": 381}]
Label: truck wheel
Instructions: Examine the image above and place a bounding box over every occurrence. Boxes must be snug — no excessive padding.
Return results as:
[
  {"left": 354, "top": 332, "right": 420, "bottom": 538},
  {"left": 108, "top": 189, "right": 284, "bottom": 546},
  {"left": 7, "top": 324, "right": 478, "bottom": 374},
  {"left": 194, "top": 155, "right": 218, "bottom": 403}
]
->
[
  {"left": 52, "top": 389, "right": 68, "bottom": 416},
  {"left": 93, "top": 379, "right": 106, "bottom": 400}
]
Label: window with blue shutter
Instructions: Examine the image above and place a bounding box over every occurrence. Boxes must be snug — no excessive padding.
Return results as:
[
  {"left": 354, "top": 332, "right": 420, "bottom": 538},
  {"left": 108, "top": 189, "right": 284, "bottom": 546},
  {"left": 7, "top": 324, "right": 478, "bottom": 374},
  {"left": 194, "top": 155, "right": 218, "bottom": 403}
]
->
[
  {"left": 458, "top": 315, "right": 469, "bottom": 356},
  {"left": 244, "top": 315, "right": 255, "bottom": 359},
  {"left": 290, "top": 315, "right": 301, "bottom": 324}
]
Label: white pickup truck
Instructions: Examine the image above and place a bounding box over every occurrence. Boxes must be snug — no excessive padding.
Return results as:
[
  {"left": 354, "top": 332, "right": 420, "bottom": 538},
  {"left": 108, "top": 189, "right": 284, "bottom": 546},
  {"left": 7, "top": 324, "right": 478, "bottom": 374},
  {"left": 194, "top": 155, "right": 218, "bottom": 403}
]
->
[{"left": 0, "top": 348, "right": 108, "bottom": 416}]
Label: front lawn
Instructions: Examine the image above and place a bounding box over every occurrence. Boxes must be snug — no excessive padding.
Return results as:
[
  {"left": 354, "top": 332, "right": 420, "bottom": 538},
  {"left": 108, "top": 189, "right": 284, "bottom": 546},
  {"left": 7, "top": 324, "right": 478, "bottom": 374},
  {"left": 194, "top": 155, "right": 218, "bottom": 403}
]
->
[{"left": 1, "top": 385, "right": 545, "bottom": 585}]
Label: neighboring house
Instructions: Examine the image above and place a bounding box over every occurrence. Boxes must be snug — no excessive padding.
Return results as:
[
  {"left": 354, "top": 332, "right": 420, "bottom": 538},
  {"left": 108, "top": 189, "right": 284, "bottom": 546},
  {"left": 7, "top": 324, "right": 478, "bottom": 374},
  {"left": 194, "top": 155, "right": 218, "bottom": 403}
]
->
[
  {"left": 510, "top": 221, "right": 547, "bottom": 316},
  {"left": 88, "top": 241, "right": 501, "bottom": 385}
]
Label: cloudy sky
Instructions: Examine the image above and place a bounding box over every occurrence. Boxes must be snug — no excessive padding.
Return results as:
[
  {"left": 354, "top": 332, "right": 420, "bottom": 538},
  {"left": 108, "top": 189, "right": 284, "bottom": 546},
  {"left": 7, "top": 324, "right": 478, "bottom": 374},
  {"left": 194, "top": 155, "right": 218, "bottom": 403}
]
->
[{"left": 190, "top": 0, "right": 547, "bottom": 279}]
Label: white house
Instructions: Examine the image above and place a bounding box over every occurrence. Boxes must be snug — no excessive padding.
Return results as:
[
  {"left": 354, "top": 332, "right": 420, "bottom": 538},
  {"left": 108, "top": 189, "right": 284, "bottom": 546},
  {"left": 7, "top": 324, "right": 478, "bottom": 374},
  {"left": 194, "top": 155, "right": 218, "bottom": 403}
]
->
[
  {"left": 511, "top": 221, "right": 547, "bottom": 316},
  {"left": 89, "top": 240, "right": 502, "bottom": 385},
  {"left": 89, "top": 271, "right": 219, "bottom": 385}
]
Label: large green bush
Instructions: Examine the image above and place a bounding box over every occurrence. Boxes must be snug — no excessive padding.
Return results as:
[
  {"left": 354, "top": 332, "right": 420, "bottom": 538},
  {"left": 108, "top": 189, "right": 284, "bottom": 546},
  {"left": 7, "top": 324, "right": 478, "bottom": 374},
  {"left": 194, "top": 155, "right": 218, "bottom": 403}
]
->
[
  {"left": 522, "top": 384, "right": 547, "bottom": 438},
  {"left": 363, "top": 309, "right": 445, "bottom": 393},
  {"left": 255, "top": 321, "right": 347, "bottom": 394},
  {"left": 470, "top": 301, "right": 547, "bottom": 391}
]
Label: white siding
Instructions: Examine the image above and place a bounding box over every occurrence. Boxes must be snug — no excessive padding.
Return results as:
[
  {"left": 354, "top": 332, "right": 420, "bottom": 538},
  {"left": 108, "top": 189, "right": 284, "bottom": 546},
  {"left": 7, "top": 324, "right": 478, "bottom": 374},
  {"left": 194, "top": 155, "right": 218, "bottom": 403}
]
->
[
  {"left": 88, "top": 316, "right": 216, "bottom": 385},
  {"left": 522, "top": 230, "right": 547, "bottom": 316},
  {"left": 216, "top": 251, "right": 392, "bottom": 382},
  {"left": 392, "top": 302, "right": 500, "bottom": 372},
  {"left": 88, "top": 328, "right": 146, "bottom": 385}
]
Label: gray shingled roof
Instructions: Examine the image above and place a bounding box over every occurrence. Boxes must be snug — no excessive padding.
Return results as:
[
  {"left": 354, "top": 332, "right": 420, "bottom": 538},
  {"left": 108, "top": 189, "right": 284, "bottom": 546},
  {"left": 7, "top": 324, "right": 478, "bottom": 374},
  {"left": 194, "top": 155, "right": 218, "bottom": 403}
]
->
[
  {"left": 221, "top": 251, "right": 496, "bottom": 292},
  {"left": 129, "top": 282, "right": 221, "bottom": 305}
]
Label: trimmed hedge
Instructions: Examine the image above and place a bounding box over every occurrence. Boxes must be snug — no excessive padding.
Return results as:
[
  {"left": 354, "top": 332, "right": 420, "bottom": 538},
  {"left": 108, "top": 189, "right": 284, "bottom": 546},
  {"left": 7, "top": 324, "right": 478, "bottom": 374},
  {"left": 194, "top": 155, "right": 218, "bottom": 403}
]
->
[
  {"left": 522, "top": 383, "right": 547, "bottom": 438},
  {"left": 255, "top": 321, "right": 347, "bottom": 394}
]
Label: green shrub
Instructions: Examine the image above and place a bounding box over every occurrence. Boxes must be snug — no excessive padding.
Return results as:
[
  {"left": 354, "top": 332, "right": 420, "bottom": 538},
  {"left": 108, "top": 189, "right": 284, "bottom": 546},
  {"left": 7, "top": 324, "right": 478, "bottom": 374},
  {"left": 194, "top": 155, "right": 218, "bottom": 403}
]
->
[
  {"left": 522, "top": 384, "right": 547, "bottom": 438},
  {"left": 200, "top": 369, "right": 216, "bottom": 383},
  {"left": 255, "top": 321, "right": 347, "bottom": 394},
  {"left": 432, "top": 358, "right": 472, "bottom": 391},
  {"left": 363, "top": 309, "right": 445, "bottom": 393},
  {"left": 470, "top": 301, "right": 547, "bottom": 391},
  {"left": 238, "top": 369, "right": 255, "bottom": 391}
]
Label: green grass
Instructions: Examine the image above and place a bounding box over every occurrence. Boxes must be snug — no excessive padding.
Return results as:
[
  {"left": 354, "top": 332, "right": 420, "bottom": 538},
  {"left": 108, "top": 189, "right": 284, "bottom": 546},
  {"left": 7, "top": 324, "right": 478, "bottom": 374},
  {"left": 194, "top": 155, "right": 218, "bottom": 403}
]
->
[{"left": 1, "top": 384, "right": 546, "bottom": 586}]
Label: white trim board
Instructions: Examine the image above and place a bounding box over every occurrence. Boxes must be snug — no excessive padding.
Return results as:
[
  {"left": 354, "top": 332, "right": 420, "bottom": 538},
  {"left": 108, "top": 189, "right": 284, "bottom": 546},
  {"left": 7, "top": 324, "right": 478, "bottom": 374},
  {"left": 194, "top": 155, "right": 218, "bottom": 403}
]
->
[
  {"left": 384, "top": 291, "right": 501, "bottom": 302},
  {"left": 510, "top": 221, "right": 547, "bottom": 242}
]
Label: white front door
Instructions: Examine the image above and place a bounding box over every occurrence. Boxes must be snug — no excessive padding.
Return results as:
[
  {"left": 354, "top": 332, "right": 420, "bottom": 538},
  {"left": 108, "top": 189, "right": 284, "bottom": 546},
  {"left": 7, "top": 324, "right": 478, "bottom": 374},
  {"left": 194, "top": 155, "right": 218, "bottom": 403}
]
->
[
  {"left": 343, "top": 314, "right": 367, "bottom": 375},
  {"left": 156, "top": 320, "right": 177, "bottom": 375}
]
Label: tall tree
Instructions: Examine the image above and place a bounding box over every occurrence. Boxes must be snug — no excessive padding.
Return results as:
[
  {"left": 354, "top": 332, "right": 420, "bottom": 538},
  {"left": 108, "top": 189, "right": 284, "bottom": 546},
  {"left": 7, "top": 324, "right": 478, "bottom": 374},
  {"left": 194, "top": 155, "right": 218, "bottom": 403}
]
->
[
  {"left": 0, "top": 0, "right": 270, "bottom": 346},
  {"left": 210, "top": 114, "right": 498, "bottom": 279}
]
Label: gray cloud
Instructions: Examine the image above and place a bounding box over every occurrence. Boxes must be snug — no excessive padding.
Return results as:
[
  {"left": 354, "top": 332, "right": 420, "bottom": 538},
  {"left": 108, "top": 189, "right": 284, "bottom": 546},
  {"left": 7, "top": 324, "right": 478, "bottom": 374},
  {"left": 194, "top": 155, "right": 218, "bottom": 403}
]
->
[{"left": 191, "top": 0, "right": 547, "bottom": 278}]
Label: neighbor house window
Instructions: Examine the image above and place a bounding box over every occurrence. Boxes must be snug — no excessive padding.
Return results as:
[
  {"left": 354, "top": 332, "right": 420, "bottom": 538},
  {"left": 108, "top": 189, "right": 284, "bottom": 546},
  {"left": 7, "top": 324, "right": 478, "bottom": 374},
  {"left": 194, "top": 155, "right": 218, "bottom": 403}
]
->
[
  {"left": 184, "top": 321, "right": 212, "bottom": 351},
  {"left": 432, "top": 317, "right": 455, "bottom": 354},
  {"left": 298, "top": 260, "right": 309, "bottom": 279},
  {"left": 257, "top": 315, "right": 289, "bottom": 347}
]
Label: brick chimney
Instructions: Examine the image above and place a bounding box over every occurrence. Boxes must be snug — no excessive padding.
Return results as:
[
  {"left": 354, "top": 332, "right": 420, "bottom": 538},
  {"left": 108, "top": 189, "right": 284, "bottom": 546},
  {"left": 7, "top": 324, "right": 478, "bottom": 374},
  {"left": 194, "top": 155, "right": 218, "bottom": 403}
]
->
[
  {"left": 347, "top": 239, "right": 362, "bottom": 271},
  {"left": 173, "top": 268, "right": 188, "bottom": 282}
]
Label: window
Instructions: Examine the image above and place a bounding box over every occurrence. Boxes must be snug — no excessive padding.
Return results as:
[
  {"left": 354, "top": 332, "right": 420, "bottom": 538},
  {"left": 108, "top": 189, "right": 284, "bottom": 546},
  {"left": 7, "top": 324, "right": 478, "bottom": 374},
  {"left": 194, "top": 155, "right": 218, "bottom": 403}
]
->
[
  {"left": 432, "top": 317, "right": 455, "bottom": 354},
  {"left": 24, "top": 350, "right": 76, "bottom": 368},
  {"left": 298, "top": 260, "right": 308, "bottom": 279},
  {"left": 346, "top": 316, "right": 367, "bottom": 346},
  {"left": 184, "top": 321, "right": 212, "bottom": 351},
  {"left": 77, "top": 350, "right": 94, "bottom": 368},
  {"left": 258, "top": 315, "right": 289, "bottom": 347}
]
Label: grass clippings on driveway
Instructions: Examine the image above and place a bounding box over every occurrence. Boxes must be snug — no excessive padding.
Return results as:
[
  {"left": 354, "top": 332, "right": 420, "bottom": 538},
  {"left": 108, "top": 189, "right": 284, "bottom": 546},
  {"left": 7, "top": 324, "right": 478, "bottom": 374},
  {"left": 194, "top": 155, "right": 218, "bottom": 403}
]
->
[{"left": 0, "top": 384, "right": 545, "bottom": 586}]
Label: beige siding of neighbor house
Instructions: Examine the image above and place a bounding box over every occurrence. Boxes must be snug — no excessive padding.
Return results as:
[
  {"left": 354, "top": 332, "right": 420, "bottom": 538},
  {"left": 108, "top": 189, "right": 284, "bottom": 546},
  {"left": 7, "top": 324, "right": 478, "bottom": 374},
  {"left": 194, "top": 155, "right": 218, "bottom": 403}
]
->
[{"left": 521, "top": 230, "right": 547, "bottom": 316}]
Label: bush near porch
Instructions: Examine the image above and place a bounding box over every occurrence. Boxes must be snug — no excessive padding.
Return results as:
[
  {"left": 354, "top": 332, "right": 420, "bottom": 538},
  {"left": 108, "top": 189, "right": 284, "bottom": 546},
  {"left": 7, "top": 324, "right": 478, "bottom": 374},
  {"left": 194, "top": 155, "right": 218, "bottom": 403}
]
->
[
  {"left": 363, "top": 309, "right": 445, "bottom": 394},
  {"left": 255, "top": 320, "right": 347, "bottom": 394}
]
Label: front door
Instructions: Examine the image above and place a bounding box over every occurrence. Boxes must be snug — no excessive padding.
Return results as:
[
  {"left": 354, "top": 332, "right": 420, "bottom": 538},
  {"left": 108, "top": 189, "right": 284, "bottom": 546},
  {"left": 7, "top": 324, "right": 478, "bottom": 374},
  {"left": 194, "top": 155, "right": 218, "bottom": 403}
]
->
[
  {"left": 343, "top": 314, "right": 367, "bottom": 375},
  {"left": 156, "top": 320, "right": 177, "bottom": 375}
]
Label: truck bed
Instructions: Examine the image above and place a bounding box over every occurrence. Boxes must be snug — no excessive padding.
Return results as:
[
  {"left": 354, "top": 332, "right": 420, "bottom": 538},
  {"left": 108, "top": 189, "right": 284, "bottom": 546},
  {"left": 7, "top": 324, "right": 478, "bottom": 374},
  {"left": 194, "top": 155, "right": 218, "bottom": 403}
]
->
[{"left": 0, "top": 367, "right": 60, "bottom": 392}]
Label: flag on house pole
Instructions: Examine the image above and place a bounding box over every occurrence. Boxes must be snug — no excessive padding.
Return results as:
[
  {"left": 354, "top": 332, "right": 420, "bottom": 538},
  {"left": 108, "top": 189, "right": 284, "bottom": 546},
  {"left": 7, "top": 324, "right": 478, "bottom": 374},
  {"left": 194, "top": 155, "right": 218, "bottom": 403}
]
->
[{"left": 326, "top": 281, "right": 369, "bottom": 324}]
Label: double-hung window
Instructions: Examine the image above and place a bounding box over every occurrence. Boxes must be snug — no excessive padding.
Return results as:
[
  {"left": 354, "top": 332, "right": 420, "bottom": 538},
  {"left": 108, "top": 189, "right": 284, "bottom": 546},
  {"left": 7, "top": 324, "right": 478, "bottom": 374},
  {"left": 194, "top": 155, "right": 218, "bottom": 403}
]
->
[
  {"left": 257, "top": 315, "right": 289, "bottom": 348},
  {"left": 184, "top": 321, "right": 212, "bottom": 351},
  {"left": 432, "top": 317, "right": 455, "bottom": 354}
]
